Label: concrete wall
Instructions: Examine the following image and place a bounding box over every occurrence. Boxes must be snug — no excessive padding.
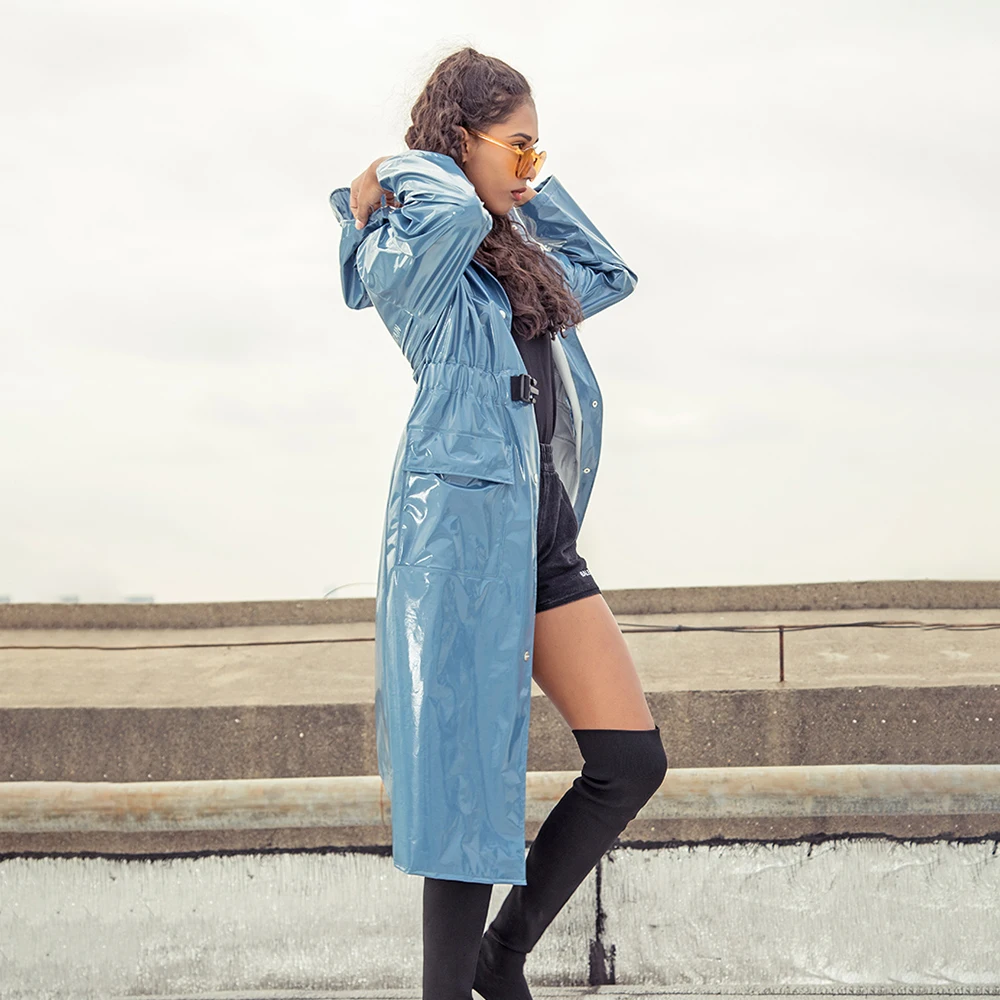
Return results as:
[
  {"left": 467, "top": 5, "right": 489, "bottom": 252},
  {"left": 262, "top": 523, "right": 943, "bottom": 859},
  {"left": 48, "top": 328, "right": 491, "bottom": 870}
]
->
[{"left": 1, "top": 838, "right": 998, "bottom": 997}]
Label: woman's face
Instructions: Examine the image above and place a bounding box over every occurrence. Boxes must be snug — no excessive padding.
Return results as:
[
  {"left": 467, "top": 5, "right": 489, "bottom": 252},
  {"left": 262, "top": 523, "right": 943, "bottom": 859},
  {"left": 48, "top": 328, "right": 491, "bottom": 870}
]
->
[{"left": 458, "top": 102, "right": 541, "bottom": 215}]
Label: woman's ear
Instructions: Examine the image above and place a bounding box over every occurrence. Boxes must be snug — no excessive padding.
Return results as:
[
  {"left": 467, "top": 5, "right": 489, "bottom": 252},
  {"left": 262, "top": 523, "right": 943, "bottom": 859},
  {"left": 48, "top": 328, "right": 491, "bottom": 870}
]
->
[{"left": 456, "top": 125, "right": 470, "bottom": 164}]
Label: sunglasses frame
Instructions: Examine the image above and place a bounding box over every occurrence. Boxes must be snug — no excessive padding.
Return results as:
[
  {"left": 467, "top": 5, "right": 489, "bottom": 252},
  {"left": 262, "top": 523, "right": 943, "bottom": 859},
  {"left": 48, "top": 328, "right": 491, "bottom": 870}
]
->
[{"left": 468, "top": 130, "right": 547, "bottom": 180}]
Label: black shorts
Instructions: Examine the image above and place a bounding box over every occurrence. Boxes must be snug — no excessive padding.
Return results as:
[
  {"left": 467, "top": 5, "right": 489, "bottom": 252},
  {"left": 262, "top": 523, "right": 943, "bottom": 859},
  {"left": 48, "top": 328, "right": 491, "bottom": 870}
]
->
[{"left": 535, "top": 441, "right": 603, "bottom": 613}]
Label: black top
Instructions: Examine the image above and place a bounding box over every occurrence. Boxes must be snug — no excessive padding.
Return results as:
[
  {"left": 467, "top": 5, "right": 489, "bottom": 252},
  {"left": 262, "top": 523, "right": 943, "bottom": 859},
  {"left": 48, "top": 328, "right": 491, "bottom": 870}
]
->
[{"left": 511, "top": 329, "right": 557, "bottom": 445}]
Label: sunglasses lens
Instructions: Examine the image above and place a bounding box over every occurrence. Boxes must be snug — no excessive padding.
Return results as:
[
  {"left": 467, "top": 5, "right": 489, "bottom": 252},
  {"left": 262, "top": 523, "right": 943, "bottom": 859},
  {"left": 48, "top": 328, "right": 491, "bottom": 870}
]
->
[{"left": 517, "top": 149, "right": 545, "bottom": 179}]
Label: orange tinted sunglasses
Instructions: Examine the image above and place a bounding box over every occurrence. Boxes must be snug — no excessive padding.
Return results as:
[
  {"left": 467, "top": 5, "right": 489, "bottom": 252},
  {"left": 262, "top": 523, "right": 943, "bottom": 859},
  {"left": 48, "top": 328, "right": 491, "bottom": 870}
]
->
[{"left": 469, "top": 130, "right": 547, "bottom": 180}]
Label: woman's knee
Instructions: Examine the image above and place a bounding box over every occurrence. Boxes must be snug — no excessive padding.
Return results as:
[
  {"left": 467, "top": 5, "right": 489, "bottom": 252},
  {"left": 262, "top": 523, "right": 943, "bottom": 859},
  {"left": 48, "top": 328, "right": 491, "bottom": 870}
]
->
[{"left": 571, "top": 724, "right": 668, "bottom": 814}]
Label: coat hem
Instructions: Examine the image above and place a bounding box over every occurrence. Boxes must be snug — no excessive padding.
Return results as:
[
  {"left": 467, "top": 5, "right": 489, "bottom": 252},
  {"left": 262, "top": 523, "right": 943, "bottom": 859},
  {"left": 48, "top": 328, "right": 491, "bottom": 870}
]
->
[{"left": 392, "top": 858, "right": 527, "bottom": 886}]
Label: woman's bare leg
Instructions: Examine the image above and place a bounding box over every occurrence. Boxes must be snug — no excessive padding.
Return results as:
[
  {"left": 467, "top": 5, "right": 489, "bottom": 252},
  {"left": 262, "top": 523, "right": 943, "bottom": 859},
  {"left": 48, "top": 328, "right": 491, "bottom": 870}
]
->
[{"left": 529, "top": 592, "right": 655, "bottom": 730}]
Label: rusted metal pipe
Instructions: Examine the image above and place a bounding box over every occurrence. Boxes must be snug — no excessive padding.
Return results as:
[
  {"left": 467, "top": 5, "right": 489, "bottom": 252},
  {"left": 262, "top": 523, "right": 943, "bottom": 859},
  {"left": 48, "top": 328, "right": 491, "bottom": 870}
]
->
[{"left": 1, "top": 764, "right": 998, "bottom": 834}]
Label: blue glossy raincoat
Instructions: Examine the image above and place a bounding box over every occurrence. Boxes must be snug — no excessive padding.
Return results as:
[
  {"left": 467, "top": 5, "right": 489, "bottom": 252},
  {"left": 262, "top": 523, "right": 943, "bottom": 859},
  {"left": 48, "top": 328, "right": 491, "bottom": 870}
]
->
[{"left": 330, "top": 150, "right": 637, "bottom": 884}]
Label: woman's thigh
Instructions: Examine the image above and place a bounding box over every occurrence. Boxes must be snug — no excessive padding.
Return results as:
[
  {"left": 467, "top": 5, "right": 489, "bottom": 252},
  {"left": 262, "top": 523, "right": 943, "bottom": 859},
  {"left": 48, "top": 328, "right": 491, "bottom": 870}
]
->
[{"left": 530, "top": 593, "right": 656, "bottom": 730}]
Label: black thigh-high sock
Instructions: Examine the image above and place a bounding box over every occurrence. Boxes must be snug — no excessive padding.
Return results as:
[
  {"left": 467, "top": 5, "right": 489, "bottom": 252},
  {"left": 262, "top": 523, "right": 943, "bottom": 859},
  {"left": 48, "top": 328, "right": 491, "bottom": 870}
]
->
[
  {"left": 422, "top": 875, "right": 494, "bottom": 1000},
  {"left": 473, "top": 725, "right": 667, "bottom": 1000}
]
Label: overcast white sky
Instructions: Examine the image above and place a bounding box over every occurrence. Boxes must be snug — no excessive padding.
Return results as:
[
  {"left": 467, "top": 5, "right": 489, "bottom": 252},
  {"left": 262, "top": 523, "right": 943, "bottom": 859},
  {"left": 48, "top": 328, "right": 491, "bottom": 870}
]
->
[{"left": 1, "top": 0, "right": 998, "bottom": 603}]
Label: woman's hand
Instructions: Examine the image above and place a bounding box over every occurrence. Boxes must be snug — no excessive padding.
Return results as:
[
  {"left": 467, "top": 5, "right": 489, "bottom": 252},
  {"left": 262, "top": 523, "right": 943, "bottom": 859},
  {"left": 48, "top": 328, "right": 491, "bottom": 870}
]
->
[{"left": 350, "top": 156, "right": 398, "bottom": 230}]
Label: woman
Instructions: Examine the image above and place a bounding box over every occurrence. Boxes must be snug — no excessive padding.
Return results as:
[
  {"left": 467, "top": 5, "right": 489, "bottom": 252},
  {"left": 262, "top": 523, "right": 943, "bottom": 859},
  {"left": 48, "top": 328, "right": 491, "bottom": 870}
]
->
[{"left": 330, "top": 47, "right": 667, "bottom": 1000}]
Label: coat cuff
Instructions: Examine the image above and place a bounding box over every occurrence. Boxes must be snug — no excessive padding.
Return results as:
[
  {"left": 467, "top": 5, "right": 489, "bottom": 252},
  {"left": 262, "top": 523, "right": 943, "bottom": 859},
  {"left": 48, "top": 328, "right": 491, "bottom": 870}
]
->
[{"left": 514, "top": 175, "right": 584, "bottom": 249}]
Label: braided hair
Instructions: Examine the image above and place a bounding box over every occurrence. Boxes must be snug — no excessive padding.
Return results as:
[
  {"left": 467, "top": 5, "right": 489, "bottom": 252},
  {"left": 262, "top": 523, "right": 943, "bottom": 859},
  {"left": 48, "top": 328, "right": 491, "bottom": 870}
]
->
[{"left": 404, "top": 47, "right": 585, "bottom": 341}]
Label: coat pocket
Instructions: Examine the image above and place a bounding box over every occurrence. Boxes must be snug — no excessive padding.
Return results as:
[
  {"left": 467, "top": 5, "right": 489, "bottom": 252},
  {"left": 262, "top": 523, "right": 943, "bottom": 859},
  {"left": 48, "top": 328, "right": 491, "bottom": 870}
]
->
[
  {"left": 397, "top": 426, "right": 513, "bottom": 579},
  {"left": 401, "top": 425, "right": 515, "bottom": 485}
]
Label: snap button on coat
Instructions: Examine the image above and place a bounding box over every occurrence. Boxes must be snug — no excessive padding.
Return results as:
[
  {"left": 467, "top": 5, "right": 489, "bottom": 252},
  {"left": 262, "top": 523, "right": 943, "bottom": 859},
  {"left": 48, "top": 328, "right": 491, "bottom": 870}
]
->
[{"left": 329, "top": 150, "right": 637, "bottom": 885}]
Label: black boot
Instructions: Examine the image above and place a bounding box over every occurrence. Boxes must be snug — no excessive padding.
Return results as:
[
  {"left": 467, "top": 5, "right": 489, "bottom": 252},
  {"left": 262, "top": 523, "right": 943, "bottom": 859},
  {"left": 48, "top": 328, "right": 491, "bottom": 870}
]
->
[
  {"left": 473, "top": 725, "right": 667, "bottom": 1000},
  {"left": 423, "top": 875, "right": 494, "bottom": 1000}
]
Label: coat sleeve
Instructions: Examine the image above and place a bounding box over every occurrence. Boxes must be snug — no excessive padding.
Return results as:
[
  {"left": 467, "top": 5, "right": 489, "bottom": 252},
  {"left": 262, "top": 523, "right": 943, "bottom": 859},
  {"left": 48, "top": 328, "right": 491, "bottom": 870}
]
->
[
  {"left": 515, "top": 175, "right": 638, "bottom": 321},
  {"left": 330, "top": 150, "right": 494, "bottom": 327},
  {"left": 329, "top": 186, "right": 387, "bottom": 311}
]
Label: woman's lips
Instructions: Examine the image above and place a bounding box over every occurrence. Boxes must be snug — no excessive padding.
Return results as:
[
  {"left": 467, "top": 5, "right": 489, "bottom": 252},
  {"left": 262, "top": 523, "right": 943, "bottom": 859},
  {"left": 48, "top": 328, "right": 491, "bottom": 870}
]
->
[{"left": 511, "top": 188, "right": 527, "bottom": 200}]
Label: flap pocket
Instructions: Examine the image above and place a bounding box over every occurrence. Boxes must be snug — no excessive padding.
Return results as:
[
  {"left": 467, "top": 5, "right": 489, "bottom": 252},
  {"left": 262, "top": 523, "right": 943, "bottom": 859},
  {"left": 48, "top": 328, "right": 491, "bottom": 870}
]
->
[{"left": 402, "top": 425, "right": 515, "bottom": 485}]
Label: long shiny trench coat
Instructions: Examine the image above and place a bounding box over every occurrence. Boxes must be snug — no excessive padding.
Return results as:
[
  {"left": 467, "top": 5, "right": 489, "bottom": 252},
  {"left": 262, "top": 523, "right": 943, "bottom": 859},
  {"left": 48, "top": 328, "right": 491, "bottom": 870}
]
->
[{"left": 330, "top": 150, "right": 637, "bottom": 884}]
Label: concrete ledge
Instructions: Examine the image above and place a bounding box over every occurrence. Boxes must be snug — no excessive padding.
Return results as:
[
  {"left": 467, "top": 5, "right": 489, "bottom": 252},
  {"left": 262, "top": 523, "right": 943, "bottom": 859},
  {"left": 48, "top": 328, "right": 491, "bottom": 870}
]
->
[
  {"left": 4, "top": 764, "right": 999, "bottom": 833},
  {"left": 5, "top": 687, "right": 999, "bottom": 784}
]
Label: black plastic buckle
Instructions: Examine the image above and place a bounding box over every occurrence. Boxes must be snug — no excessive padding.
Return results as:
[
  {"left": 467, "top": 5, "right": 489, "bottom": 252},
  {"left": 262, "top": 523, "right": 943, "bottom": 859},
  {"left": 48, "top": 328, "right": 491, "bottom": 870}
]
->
[{"left": 511, "top": 373, "right": 539, "bottom": 405}]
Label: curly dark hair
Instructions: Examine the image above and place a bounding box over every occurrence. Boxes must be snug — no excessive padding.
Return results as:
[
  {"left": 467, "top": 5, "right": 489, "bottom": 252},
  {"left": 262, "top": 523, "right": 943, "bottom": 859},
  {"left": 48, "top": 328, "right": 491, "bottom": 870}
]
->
[{"left": 404, "top": 47, "right": 585, "bottom": 342}]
